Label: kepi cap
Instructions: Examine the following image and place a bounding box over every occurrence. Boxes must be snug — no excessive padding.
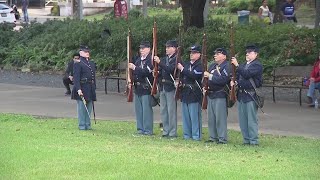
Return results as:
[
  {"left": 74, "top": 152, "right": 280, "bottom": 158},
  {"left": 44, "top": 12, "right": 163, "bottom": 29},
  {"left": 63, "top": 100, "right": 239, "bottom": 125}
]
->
[
  {"left": 246, "top": 44, "right": 259, "bottom": 53},
  {"left": 165, "top": 40, "right": 178, "bottom": 48},
  {"left": 79, "top": 45, "right": 90, "bottom": 52},
  {"left": 214, "top": 48, "right": 228, "bottom": 56},
  {"left": 139, "top": 41, "right": 151, "bottom": 48},
  {"left": 189, "top": 45, "right": 201, "bottom": 53}
]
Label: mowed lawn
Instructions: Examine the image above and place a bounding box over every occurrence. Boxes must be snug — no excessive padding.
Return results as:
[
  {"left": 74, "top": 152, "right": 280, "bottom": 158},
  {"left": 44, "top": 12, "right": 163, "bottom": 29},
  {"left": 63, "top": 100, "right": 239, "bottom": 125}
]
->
[{"left": 0, "top": 114, "right": 319, "bottom": 179}]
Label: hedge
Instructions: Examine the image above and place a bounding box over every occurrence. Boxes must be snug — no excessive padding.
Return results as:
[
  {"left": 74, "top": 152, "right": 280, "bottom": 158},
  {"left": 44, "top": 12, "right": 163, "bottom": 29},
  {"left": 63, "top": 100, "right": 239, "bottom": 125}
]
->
[{"left": 0, "top": 13, "right": 319, "bottom": 74}]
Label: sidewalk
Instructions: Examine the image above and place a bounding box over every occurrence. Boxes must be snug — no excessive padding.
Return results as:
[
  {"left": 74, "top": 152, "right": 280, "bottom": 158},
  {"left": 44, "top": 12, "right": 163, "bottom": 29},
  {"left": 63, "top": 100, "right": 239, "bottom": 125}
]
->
[{"left": 0, "top": 83, "right": 319, "bottom": 138}]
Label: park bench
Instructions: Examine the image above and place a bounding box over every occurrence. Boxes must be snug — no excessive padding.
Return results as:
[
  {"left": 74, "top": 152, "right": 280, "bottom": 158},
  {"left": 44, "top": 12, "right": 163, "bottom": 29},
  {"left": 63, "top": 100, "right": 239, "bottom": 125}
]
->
[
  {"left": 104, "top": 61, "right": 127, "bottom": 94},
  {"left": 263, "top": 66, "right": 314, "bottom": 106}
]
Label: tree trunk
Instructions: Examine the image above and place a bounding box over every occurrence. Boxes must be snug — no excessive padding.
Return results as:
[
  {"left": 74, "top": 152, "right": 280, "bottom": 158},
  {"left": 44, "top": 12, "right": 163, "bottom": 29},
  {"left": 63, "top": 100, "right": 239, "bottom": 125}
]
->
[
  {"left": 315, "top": 0, "right": 320, "bottom": 28},
  {"left": 273, "top": 0, "right": 283, "bottom": 23},
  {"left": 180, "top": 0, "right": 206, "bottom": 30},
  {"left": 143, "top": 0, "right": 147, "bottom": 18}
]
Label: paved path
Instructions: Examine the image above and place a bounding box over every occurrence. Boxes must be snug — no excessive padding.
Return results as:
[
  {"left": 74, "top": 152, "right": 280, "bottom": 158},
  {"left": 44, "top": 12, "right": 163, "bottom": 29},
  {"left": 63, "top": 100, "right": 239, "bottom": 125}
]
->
[{"left": 0, "top": 83, "right": 319, "bottom": 138}]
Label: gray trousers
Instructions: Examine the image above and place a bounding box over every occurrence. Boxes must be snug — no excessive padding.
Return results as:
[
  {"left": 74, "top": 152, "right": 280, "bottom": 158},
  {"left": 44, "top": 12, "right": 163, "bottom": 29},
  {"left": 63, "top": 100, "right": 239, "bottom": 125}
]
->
[
  {"left": 160, "top": 89, "right": 177, "bottom": 137},
  {"left": 207, "top": 98, "right": 228, "bottom": 143},
  {"left": 134, "top": 94, "right": 154, "bottom": 135},
  {"left": 182, "top": 102, "right": 202, "bottom": 140},
  {"left": 237, "top": 101, "right": 259, "bottom": 145},
  {"left": 77, "top": 100, "right": 92, "bottom": 130}
]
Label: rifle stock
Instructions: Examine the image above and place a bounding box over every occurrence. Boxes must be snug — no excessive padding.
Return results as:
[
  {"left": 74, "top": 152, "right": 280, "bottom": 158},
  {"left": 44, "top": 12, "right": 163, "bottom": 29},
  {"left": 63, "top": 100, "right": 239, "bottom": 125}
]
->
[
  {"left": 229, "top": 22, "right": 237, "bottom": 102},
  {"left": 151, "top": 20, "right": 158, "bottom": 95},
  {"left": 201, "top": 34, "right": 208, "bottom": 110},
  {"left": 126, "top": 29, "right": 133, "bottom": 102}
]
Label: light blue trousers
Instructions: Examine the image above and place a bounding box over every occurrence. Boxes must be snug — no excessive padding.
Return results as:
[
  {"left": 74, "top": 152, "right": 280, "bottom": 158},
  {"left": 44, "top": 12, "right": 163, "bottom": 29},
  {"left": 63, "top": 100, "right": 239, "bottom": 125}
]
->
[
  {"left": 237, "top": 101, "right": 259, "bottom": 145},
  {"left": 181, "top": 102, "right": 202, "bottom": 140},
  {"left": 134, "top": 94, "right": 154, "bottom": 135},
  {"left": 160, "top": 90, "right": 177, "bottom": 137},
  {"left": 207, "top": 98, "right": 228, "bottom": 143},
  {"left": 307, "top": 81, "right": 320, "bottom": 104},
  {"left": 23, "top": 9, "right": 29, "bottom": 22},
  {"left": 77, "top": 100, "right": 92, "bottom": 130}
]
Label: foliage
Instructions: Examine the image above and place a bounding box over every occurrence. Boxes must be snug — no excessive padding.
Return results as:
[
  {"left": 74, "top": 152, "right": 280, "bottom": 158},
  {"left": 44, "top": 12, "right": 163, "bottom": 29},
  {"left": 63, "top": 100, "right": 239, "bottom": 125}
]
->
[
  {"left": 0, "top": 113, "right": 319, "bottom": 179},
  {"left": 0, "top": 8, "right": 319, "bottom": 74},
  {"left": 228, "top": 0, "right": 276, "bottom": 13},
  {"left": 210, "top": 7, "right": 231, "bottom": 15}
]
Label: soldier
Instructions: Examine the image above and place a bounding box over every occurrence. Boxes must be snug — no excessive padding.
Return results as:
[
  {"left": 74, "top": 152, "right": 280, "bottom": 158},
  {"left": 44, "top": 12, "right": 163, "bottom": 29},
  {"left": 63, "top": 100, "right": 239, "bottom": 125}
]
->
[
  {"left": 71, "top": 45, "right": 97, "bottom": 130},
  {"left": 177, "top": 45, "right": 203, "bottom": 141},
  {"left": 231, "top": 45, "right": 263, "bottom": 145},
  {"left": 63, "top": 53, "right": 80, "bottom": 96},
  {"left": 203, "top": 48, "right": 230, "bottom": 144},
  {"left": 128, "top": 41, "right": 154, "bottom": 135},
  {"left": 154, "top": 40, "right": 178, "bottom": 138}
]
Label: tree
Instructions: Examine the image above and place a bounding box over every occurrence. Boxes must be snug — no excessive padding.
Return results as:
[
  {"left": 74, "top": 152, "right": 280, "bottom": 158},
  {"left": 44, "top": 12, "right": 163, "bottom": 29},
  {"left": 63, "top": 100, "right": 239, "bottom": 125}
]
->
[
  {"left": 316, "top": 0, "right": 320, "bottom": 28},
  {"left": 180, "top": 0, "right": 206, "bottom": 30},
  {"left": 273, "top": 0, "right": 284, "bottom": 23}
]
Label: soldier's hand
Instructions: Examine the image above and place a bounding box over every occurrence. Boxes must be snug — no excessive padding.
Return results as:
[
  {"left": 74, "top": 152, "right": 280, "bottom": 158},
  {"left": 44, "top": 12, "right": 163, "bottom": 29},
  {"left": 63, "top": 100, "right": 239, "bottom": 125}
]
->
[
  {"left": 203, "top": 71, "right": 210, "bottom": 78},
  {"left": 230, "top": 80, "right": 235, "bottom": 87},
  {"left": 154, "top": 56, "right": 160, "bottom": 64},
  {"left": 202, "top": 87, "right": 207, "bottom": 95},
  {"left": 174, "top": 80, "right": 179, "bottom": 88},
  {"left": 69, "top": 76, "right": 73, "bottom": 81},
  {"left": 128, "top": 63, "right": 136, "bottom": 70},
  {"left": 77, "top": 89, "right": 83, "bottom": 96},
  {"left": 231, "top": 57, "right": 239, "bottom": 67},
  {"left": 177, "top": 63, "right": 184, "bottom": 71}
]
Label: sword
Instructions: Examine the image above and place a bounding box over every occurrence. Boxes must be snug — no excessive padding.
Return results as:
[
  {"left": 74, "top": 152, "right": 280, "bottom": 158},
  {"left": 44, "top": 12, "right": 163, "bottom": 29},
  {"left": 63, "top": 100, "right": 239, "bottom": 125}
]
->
[
  {"left": 244, "top": 90, "right": 268, "bottom": 116},
  {"left": 80, "top": 95, "right": 93, "bottom": 122}
]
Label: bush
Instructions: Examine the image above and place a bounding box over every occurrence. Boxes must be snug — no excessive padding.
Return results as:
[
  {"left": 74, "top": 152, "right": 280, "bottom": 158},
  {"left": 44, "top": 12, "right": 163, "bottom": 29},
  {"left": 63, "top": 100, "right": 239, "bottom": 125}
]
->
[
  {"left": 228, "top": 0, "right": 276, "bottom": 13},
  {"left": 1, "top": 13, "right": 319, "bottom": 74}
]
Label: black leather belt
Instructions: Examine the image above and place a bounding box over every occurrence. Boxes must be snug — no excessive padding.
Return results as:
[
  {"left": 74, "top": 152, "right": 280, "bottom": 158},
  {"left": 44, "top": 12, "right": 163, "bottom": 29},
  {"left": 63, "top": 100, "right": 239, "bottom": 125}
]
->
[{"left": 80, "top": 78, "right": 94, "bottom": 84}]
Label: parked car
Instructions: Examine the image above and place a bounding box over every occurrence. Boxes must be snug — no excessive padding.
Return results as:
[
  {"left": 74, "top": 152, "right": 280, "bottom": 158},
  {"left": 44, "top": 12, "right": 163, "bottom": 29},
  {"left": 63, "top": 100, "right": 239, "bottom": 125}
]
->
[{"left": 0, "top": 3, "right": 16, "bottom": 24}]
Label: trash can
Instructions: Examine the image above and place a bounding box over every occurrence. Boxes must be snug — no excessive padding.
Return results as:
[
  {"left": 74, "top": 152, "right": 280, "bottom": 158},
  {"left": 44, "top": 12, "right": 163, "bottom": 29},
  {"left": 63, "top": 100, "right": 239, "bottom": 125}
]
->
[{"left": 237, "top": 10, "right": 250, "bottom": 24}]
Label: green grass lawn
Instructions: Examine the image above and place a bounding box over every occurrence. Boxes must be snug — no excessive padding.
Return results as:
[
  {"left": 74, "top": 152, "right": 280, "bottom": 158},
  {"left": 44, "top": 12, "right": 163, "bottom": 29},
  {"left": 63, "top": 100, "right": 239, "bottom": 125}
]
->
[{"left": 1, "top": 113, "right": 319, "bottom": 179}]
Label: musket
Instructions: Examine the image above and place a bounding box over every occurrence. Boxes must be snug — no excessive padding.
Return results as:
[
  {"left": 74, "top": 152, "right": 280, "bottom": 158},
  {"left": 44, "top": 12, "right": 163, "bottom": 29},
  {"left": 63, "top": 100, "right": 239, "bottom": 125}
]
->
[
  {"left": 174, "top": 46, "right": 182, "bottom": 100},
  {"left": 80, "top": 95, "right": 96, "bottom": 124},
  {"left": 229, "top": 21, "right": 237, "bottom": 102},
  {"left": 126, "top": 29, "right": 134, "bottom": 102},
  {"left": 174, "top": 21, "right": 183, "bottom": 100},
  {"left": 151, "top": 20, "right": 158, "bottom": 95},
  {"left": 201, "top": 33, "right": 208, "bottom": 110}
]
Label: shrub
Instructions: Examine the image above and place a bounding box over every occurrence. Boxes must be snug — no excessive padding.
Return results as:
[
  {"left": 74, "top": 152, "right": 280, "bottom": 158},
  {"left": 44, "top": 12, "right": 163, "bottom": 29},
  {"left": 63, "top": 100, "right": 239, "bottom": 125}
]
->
[
  {"left": 228, "top": 0, "right": 276, "bottom": 13},
  {"left": 1, "top": 13, "right": 319, "bottom": 74}
]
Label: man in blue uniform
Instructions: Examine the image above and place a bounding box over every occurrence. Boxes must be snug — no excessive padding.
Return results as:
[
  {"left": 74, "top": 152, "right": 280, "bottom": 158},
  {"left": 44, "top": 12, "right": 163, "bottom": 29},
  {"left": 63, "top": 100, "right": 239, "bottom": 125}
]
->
[
  {"left": 71, "top": 45, "right": 97, "bottom": 130},
  {"left": 63, "top": 53, "right": 80, "bottom": 96},
  {"left": 177, "top": 45, "right": 203, "bottom": 141},
  {"left": 128, "top": 41, "right": 154, "bottom": 135},
  {"left": 231, "top": 45, "right": 263, "bottom": 145},
  {"left": 154, "top": 40, "right": 178, "bottom": 138},
  {"left": 203, "top": 48, "right": 230, "bottom": 144}
]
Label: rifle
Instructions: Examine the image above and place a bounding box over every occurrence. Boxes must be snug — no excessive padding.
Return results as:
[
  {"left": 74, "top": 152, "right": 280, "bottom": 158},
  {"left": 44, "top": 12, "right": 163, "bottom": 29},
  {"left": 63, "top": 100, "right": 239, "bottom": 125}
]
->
[
  {"left": 126, "top": 29, "right": 134, "bottom": 102},
  {"left": 151, "top": 20, "right": 158, "bottom": 95},
  {"left": 229, "top": 21, "right": 237, "bottom": 102},
  {"left": 174, "top": 46, "right": 182, "bottom": 100},
  {"left": 174, "top": 21, "right": 183, "bottom": 100},
  {"left": 201, "top": 33, "right": 208, "bottom": 110}
]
